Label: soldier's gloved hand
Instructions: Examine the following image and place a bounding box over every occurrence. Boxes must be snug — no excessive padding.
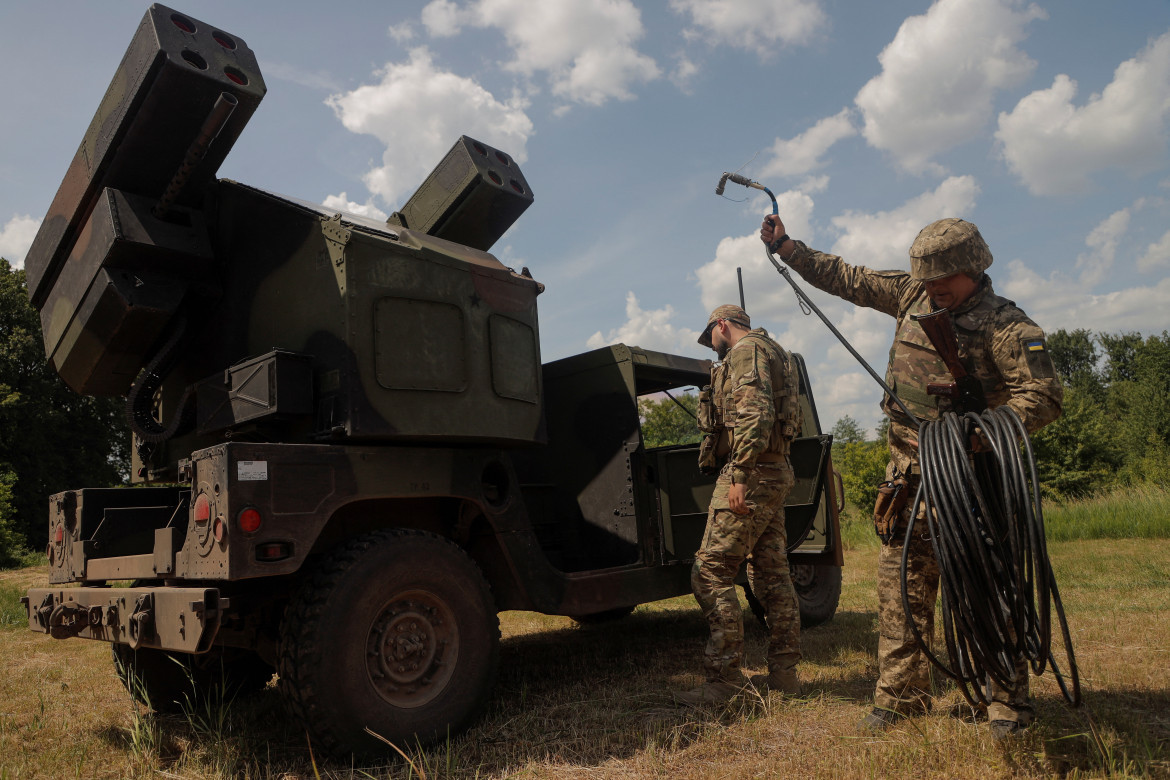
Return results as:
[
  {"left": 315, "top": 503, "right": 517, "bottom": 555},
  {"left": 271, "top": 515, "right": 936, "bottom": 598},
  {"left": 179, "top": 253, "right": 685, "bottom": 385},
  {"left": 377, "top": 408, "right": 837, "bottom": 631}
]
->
[
  {"left": 760, "top": 215, "right": 791, "bottom": 255},
  {"left": 729, "top": 483, "right": 749, "bottom": 514}
]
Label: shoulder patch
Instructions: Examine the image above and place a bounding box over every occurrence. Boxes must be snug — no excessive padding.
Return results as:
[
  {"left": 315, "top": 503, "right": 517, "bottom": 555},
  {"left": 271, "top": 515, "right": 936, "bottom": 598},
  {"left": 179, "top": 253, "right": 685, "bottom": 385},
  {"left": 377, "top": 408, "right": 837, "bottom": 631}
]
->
[{"left": 1023, "top": 338, "right": 1045, "bottom": 353}]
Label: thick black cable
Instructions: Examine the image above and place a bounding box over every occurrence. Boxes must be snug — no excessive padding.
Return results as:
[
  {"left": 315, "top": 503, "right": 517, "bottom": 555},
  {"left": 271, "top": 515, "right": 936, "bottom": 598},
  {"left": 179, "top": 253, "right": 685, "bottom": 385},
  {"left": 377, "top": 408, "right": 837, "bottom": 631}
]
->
[{"left": 900, "top": 407, "right": 1080, "bottom": 709}]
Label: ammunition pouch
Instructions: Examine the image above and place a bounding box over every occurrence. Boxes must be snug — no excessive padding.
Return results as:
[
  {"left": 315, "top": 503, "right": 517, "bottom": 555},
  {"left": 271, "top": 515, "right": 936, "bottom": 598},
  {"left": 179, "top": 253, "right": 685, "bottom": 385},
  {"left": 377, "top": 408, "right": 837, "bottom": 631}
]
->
[
  {"left": 697, "top": 385, "right": 717, "bottom": 434},
  {"left": 873, "top": 477, "right": 910, "bottom": 544},
  {"left": 697, "top": 434, "right": 720, "bottom": 475}
]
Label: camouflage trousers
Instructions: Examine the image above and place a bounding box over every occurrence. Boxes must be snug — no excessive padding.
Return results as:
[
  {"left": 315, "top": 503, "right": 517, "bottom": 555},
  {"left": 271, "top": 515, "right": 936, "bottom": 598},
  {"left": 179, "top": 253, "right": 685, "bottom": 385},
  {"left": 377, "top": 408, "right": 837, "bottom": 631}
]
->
[
  {"left": 876, "top": 468, "right": 1031, "bottom": 723},
  {"left": 691, "top": 462, "right": 799, "bottom": 682}
]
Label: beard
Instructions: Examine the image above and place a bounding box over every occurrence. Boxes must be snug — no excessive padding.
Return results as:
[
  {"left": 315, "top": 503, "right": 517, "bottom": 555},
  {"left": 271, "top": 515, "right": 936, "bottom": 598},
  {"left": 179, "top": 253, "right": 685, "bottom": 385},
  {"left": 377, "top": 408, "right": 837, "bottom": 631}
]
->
[{"left": 714, "top": 342, "right": 730, "bottom": 360}]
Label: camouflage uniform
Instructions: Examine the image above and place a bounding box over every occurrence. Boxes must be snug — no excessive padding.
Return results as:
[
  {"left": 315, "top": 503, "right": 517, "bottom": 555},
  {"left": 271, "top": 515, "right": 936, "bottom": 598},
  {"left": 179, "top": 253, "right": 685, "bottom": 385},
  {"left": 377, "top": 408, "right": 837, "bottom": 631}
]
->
[
  {"left": 691, "top": 310, "right": 803, "bottom": 686},
  {"left": 783, "top": 221, "right": 1062, "bottom": 723}
]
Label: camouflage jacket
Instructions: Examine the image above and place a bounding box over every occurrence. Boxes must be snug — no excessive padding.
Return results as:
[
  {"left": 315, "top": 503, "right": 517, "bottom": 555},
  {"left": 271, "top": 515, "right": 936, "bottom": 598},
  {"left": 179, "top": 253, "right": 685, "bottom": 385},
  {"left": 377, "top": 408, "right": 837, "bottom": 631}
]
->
[
  {"left": 785, "top": 241, "right": 1063, "bottom": 473},
  {"left": 710, "top": 329, "right": 802, "bottom": 483}
]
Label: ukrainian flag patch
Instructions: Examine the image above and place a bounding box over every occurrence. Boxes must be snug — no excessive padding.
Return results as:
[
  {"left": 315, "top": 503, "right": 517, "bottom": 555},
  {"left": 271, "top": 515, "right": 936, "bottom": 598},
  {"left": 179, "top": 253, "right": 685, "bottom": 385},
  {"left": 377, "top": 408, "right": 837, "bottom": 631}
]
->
[{"left": 1026, "top": 340, "right": 1045, "bottom": 352}]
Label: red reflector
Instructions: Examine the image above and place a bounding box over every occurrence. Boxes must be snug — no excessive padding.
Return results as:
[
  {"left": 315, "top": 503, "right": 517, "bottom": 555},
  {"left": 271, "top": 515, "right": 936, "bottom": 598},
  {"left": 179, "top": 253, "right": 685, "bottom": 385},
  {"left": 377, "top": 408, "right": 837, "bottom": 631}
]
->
[
  {"left": 238, "top": 508, "right": 262, "bottom": 534},
  {"left": 213, "top": 517, "right": 226, "bottom": 543},
  {"left": 256, "top": 542, "right": 291, "bottom": 562},
  {"left": 194, "top": 493, "right": 211, "bottom": 524},
  {"left": 54, "top": 525, "right": 64, "bottom": 543}
]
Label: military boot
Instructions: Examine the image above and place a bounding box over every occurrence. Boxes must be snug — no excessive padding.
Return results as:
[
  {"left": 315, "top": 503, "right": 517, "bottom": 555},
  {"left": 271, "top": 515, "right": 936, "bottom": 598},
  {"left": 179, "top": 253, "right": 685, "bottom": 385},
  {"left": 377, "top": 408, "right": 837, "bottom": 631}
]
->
[
  {"left": 748, "top": 669, "right": 800, "bottom": 696},
  {"left": 672, "top": 674, "right": 745, "bottom": 707}
]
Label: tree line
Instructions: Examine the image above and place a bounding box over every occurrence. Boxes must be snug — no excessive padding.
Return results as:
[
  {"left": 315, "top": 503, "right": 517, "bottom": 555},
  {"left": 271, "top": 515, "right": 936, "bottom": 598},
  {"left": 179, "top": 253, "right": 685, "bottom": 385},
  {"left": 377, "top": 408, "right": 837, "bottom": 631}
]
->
[
  {"left": 637, "top": 327, "right": 1170, "bottom": 513},
  {"left": 0, "top": 260, "right": 128, "bottom": 566}
]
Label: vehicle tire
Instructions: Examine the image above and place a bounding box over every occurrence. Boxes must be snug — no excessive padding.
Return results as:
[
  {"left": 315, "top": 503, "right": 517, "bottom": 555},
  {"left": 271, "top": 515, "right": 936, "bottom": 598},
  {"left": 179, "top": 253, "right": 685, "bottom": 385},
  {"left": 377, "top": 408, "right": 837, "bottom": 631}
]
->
[
  {"left": 570, "top": 605, "right": 636, "bottom": 626},
  {"left": 791, "top": 563, "right": 842, "bottom": 627},
  {"left": 278, "top": 529, "right": 499, "bottom": 758},
  {"left": 112, "top": 644, "right": 274, "bottom": 713}
]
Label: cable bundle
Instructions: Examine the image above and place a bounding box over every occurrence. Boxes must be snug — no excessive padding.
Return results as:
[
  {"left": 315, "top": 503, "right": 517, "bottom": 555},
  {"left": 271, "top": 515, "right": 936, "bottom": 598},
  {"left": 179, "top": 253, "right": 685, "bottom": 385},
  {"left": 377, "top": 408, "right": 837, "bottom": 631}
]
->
[{"left": 903, "top": 406, "right": 1081, "bottom": 709}]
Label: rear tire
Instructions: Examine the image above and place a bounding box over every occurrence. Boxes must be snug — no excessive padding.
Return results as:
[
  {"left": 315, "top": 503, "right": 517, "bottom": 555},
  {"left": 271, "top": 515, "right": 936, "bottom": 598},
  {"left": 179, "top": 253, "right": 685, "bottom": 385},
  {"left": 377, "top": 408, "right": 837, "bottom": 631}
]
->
[
  {"left": 278, "top": 529, "right": 499, "bottom": 757},
  {"left": 791, "top": 563, "right": 842, "bottom": 627}
]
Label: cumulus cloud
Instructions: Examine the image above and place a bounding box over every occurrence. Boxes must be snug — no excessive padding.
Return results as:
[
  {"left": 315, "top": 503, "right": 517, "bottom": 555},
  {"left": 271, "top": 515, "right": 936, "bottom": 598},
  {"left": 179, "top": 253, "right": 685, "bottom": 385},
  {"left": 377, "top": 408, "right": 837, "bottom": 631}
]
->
[
  {"left": 327, "top": 47, "right": 533, "bottom": 208},
  {"left": 670, "top": 53, "right": 700, "bottom": 92},
  {"left": 321, "top": 192, "right": 389, "bottom": 222},
  {"left": 1003, "top": 260, "right": 1170, "bottom": 334},
  {"left": 1075, "top": 208, "right": 1129, "bottom": 286},
  {"left": 1001, "top": 207, "right": 1170, "bottom": 333},
  {"left": 586, "top": 291, "right": 700, "bottom": 353},
  {"left": 0, "top": 214, "right": 39, "bottom": 269},
  {"left": 829, "top": 175, "right": 981, "bottom": 269},
  {"left": 996, "top": 31, "right": 1170, "bottom": 195},
  {"left": 421, "top": 0, "right": 660, "bottom": 106},
  {"left": 855, "top": 0, "right": 1044, "bottom": 174},
  {"left": 1138, "top": 229, "right": 1170, "bottom": 271},
  {"left": 670, "top": 0, "right": 828, "bottom": 56},
  {"left": 760, "top": 108, "right": 857, "bottom": 180}
]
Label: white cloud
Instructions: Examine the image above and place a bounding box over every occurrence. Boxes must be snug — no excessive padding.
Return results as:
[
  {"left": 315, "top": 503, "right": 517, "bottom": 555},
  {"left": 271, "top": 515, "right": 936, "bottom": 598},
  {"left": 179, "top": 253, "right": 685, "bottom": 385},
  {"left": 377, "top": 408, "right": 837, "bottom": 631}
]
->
[
  {"left": 1075, "top": 208, "right": 1129, "bottom": 286},
  {"left": 0, "top": 214, "right": 39, "bottom": 269},
  {"left": 670, "top": 53, "right": 700, "bottom": 92},
  {"left": 326, "top": 48, "right": 533, "bottom": 208},
  {"left": 420, "top": 0, "right": 463, "bottom": 37},
  {"left": 996, "top": 31, "right": 1170, "bottom": 196},
  {"left": 388, "top": 23, "right": 417, "bottom": 43},
  {"left": 1138, "top": 229, "right": 1170, "bottom": 272},
  {"left": 321, "top": 192, "right": 389, "bottom": 222},
  {"left": 760, "top": 108, "right": 856, "bottom": 179},
  {"left": 586, "top": 291, "right": 700, "bottom": 353},
  {"left": 829, "top": 175, "right": 981, "bottom": 269},
  {"left": 670, "top": 0, "right": 828, "bottom": 56},
  {"left": 1003, "top": 260, "right": 1170, "bottom": 334},
  {"left": 422, "top": 0, "right": 660, "bottom": 106},
  {"left": 855, "top": 0, "right": 1044, "bottom": 174}
]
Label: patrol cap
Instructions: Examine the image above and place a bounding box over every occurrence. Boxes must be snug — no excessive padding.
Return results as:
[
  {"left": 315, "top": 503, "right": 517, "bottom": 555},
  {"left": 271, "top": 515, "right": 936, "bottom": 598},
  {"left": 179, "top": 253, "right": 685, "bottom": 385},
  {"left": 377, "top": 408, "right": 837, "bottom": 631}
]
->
[
  {"left": 698, "top": 304, "right": 750, "bottom": 347},
  {"left": 909, "top": 218, "right": 993, "bottom": 282}
]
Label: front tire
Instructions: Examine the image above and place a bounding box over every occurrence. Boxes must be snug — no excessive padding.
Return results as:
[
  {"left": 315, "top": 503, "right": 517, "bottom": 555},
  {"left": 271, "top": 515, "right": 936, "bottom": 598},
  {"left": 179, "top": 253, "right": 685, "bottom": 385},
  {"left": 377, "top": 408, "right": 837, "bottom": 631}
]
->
[{"left": 278, "top": 529, "right": 499, "bottom": 757}]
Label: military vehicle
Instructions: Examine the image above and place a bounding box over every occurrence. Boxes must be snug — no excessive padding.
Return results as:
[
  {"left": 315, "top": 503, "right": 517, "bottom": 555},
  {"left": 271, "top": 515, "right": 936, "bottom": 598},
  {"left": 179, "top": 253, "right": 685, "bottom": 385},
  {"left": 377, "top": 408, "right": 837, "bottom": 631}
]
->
[{"left": 21, "top": 5, "right": 844, "bottom": 757}]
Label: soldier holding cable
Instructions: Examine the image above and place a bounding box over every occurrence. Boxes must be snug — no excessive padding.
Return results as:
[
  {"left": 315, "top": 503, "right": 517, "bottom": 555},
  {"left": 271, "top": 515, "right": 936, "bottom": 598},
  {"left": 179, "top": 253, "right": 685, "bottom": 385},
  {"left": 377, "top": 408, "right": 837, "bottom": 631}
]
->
[{"left": 759, "top": 216, "right": 1063, "bottom": 737}]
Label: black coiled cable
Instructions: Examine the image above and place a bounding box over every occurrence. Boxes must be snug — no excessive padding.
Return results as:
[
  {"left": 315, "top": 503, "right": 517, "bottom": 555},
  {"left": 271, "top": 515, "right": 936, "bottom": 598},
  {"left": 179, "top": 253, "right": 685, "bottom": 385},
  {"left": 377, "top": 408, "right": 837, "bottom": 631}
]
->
[{"left": 902, "top": 406, "right": 1081, "bottom": 709}]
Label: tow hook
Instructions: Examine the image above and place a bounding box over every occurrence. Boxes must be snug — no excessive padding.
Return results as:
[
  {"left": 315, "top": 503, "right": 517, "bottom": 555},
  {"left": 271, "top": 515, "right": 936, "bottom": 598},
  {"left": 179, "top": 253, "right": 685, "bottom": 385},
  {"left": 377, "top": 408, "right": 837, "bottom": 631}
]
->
[
  {"left": 48, "top": 603, "right": 85, "bottom": 640},
  {"left": 127, "top": 594, "right": 155, "bottom": 650}
]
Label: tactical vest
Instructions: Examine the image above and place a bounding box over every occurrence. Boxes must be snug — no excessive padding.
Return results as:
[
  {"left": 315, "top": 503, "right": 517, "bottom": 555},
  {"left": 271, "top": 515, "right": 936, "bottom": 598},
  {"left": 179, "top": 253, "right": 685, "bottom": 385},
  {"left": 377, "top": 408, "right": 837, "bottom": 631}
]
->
[
  {"left": 702, "top": 330, "right": 802, "bottom": 457},
  {"left": 882, "top": 289, "right": 1012, "bottom": 424}
]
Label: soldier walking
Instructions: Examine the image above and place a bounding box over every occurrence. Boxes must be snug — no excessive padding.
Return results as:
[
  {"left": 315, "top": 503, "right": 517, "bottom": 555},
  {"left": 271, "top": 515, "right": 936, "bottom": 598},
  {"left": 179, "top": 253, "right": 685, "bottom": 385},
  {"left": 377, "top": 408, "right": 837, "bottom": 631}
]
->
[
  {"left": 759, "top": 216, "right": 1063, "bottom": 737},
  {"left": 675, "top": 304, "right": 804, "bottom": 705}
]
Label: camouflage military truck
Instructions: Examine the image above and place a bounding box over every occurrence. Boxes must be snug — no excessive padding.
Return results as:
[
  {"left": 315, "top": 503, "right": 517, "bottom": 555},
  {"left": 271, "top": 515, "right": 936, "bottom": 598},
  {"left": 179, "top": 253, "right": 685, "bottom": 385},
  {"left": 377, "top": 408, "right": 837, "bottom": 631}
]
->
[{"left": 21, "top": 5, "right": 844, "bottom": 757}]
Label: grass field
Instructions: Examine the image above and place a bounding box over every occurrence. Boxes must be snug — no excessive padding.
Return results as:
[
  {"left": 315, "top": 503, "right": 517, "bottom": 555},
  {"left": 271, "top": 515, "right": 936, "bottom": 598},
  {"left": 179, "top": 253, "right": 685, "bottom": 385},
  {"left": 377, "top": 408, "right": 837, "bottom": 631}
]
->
[{"left": 2, "top": 530, "right": 1168, "bottom": 779}]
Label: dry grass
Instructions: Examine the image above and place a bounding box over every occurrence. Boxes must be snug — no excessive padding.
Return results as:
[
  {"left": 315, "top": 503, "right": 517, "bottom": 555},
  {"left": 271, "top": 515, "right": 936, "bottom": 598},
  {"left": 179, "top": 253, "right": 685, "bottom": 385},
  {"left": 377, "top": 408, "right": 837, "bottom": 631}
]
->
[{"left": 1, "top": 540, "right": 1167, "bottom": 779}]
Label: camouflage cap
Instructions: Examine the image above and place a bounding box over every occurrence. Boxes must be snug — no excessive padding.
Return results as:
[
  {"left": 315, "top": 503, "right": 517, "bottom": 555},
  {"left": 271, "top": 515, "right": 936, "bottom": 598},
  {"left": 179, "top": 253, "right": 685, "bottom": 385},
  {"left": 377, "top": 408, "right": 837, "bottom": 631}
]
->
[
  {"left": 909, "top": 218, "right": 993, "bottom": 282},
  {"left": 697, "top": 304, "right": 751, "bottom": 347}
]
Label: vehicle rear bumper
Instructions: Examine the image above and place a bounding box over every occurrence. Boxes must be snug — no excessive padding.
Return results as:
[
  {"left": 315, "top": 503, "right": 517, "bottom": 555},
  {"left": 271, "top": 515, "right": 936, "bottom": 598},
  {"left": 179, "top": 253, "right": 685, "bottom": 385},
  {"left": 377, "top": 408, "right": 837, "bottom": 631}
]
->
[{"left": 24, "top": 586, "right": 223, "bottom": 654}]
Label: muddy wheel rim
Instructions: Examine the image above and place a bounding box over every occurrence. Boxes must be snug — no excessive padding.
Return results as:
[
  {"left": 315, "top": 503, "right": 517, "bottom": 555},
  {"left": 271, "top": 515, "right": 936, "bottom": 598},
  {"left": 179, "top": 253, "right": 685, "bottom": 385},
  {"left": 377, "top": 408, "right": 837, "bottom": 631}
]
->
[{"left": 366, "top": 590, "right": 458, "bottom": 708}]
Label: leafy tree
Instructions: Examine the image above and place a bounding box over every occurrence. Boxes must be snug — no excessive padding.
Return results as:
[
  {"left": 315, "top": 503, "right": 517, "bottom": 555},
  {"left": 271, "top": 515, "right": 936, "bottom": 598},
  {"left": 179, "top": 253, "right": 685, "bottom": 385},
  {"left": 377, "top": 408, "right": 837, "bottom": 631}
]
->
[
  {"left": 638, "top": 392, "right": 700, "bottom": 448},
  {"left": 1047, "top": 328, "right": 1102, "bottom": 398},
  {"left": 1098, "top": 331, "right": 1143, "bottom": 385},
  {"left": 0, "top": 468, "right": 25, "bottom": 567},
  {"left": 830, "top": 415, "right": 865, "bottom": 445},
  {"left": 828, "top": 415, "right": 888, "bottom": 511},
  {"left": 0, "top": 259, "right": 129, "bottom": 558},
  {"left": 1031, "top": 387, "right": 1120, "bottom": 499},
  {"left": 835, "top": 440, "right": 888, "bottom": 512}
]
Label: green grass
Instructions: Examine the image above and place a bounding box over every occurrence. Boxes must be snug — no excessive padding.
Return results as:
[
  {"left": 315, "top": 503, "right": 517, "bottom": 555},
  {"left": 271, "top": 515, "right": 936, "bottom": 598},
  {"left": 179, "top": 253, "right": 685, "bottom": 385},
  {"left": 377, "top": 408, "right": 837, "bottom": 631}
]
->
[
  {"left": 1044, "top": 484, "right": 1170, "bottom": 541},
  {"left": 0, "top": 583, "right": 26, "bottom": 629},
  {"left": 837, "top": 483, "right": 1170, "bottom": 549}
]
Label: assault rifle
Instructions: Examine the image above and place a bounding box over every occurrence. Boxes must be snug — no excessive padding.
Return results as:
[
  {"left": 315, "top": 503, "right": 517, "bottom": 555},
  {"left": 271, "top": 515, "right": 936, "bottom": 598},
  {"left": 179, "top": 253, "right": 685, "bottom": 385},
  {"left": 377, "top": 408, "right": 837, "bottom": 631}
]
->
[{"left": 911, "top": 309, "right": 987, "bottom": 414}]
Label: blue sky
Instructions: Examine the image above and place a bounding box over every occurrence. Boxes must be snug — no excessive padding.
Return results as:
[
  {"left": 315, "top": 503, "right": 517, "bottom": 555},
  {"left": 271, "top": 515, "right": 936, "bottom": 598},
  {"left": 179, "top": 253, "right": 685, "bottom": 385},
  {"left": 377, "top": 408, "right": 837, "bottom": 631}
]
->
[{"left": 3, "top": 0, "right": 1170, "bottom": 435}]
